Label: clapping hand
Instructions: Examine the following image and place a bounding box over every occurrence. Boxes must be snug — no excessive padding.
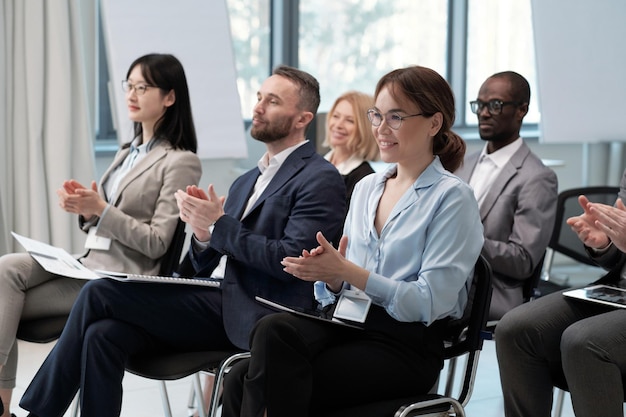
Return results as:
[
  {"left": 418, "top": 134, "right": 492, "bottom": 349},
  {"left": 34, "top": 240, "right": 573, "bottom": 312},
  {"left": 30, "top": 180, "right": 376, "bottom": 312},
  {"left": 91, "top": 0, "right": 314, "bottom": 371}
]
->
[
  {"left": 586, "top": 198, "right": 626, "bottom": 253},
  {"left": 281, "top": 232, "right": 353, "bottom": 292},
  {"left": 57, "top": 180, "right": 106, "bottom": 218},
  {"left": 567, "top": 195, "right": 626, "bottom": 252},
  {"left": 175, "top": 184, "right": 225, "bottom": 242}
]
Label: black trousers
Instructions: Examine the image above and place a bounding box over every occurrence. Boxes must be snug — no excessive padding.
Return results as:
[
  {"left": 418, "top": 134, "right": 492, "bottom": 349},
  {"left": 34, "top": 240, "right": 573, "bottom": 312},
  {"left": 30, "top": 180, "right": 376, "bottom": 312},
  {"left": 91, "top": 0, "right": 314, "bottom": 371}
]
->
[
  {"left": 222, "top": 306, "right": 445, "bottom": 417},
  {"left": 19, "top": 278, "right": 236, "bottom": 417}
]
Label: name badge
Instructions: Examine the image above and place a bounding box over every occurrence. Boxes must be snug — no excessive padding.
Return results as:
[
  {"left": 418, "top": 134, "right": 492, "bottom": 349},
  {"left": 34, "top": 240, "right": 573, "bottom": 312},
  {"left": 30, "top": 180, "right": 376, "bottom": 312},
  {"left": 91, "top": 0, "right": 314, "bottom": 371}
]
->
[
  {"left": 333, "top": 288, "right": 372, "bottom": 323},
  {"left": 84, "top": 228, "right": 112, "bottom": 251}
]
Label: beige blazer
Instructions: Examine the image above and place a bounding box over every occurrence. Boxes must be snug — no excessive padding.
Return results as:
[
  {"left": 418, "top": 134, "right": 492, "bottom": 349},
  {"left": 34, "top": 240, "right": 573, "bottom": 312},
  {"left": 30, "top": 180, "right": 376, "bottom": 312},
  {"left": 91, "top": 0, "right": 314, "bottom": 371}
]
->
[{"left": 79, "top": 140, "right": 201, "bottom": 274}]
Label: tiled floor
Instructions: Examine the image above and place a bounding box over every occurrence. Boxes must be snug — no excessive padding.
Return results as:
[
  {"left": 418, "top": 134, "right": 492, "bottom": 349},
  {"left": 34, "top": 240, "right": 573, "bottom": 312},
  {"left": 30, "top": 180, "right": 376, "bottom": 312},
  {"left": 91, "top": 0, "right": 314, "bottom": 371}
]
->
[{"left": 7, "top": 264, "right": 623, "bottom": 417}]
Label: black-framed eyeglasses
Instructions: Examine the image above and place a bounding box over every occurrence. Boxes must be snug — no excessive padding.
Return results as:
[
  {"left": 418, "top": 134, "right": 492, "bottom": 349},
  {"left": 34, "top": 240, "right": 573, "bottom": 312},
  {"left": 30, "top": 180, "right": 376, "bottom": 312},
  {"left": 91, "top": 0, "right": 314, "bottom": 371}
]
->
[
  {"left": 469, "top": 99, "right": 520, "bottom": 115},
  {"left": 122, "top": 80, "right": 155, "bottom": 96},
  {"left": 367, "top": 108, "right": 424, "bottom": 130}
]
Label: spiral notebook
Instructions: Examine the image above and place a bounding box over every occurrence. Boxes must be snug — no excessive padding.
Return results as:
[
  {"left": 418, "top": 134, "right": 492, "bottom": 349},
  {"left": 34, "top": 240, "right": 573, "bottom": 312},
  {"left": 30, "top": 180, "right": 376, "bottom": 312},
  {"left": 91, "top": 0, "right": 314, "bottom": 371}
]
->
[
  {"left": 563, "top": 284, "right": 626, "bottom": 309},
  {"left": 96, "top": 270, "right": 222, "bottom": 288}
]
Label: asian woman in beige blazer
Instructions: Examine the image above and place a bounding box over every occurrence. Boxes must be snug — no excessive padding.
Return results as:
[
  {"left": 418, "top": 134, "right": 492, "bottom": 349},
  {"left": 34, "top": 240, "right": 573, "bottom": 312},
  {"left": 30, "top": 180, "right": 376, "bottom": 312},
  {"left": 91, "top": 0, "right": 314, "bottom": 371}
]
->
[{"left": 0, "top": 53, "right": 201, "bottom": 417}]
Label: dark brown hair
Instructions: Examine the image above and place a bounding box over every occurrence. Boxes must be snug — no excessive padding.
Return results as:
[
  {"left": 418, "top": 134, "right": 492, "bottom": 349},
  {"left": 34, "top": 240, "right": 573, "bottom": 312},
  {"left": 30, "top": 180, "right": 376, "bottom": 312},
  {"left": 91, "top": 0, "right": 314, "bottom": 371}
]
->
[
  {"left": 374, "top": 66, "right": 465, "bottom": 172},
  {"left": 272, "top": 65, "right": 321, "bottom": 115}
]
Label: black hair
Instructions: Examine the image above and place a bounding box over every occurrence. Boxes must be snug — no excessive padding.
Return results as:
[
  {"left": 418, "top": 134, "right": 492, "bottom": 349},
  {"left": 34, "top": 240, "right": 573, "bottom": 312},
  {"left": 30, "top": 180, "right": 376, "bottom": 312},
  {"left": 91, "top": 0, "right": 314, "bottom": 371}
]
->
[{"left": 125, "top": 53, "right": 197, "bottom": 152}]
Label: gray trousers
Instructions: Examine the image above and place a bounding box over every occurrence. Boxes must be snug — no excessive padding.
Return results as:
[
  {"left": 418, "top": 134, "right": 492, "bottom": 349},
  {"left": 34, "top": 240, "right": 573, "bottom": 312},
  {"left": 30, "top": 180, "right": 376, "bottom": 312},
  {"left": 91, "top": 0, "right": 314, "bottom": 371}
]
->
[
  {"left": 0, "top": 253, "right": 85, "bottom": 388},
  {"left": 496, "top": 289, "right": 626, "bottom": 417}
]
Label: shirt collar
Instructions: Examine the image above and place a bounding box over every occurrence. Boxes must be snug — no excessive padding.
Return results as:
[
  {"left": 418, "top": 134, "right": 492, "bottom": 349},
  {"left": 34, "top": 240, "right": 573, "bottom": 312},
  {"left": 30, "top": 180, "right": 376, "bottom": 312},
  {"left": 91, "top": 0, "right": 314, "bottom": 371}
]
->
[
  {"left": 479, "top": 137, "right": 523, "bottom": 168},
  {"left": 257, "top": 140, "right": 309, "bottom": 174}
]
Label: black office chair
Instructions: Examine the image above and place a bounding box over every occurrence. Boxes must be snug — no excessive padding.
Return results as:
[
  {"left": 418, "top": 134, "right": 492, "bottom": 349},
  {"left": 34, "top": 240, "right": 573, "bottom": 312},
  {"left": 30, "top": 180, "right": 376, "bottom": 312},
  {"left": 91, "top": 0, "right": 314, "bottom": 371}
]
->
[
  {"left": 483, "top": 254, "right": 545, "bottom": 335},
  {"left": 125, "top": 349, "right": 247, "bottom": 417},
  {"left": 540, "top": 186, "right": 620, "bottom": 292}
]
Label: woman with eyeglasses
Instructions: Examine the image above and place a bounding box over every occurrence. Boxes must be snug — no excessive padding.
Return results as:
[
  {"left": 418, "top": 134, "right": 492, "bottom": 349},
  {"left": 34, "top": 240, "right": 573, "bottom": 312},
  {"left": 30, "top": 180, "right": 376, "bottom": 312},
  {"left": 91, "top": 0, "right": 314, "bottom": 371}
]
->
[
  {"left": 220, "top": 66, "right": 484, "bottom": 417},
  {"left": 323, "top": 91, "right": 379, "bottom": 207},
  {"left": 0, "top": 53, "right": 201, "bottom": 417}
]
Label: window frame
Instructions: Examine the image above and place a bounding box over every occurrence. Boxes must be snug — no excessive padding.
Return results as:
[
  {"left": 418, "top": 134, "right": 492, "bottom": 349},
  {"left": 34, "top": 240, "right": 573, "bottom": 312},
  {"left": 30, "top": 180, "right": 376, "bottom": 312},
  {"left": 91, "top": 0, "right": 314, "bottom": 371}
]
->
[{"left": 96, "top": 0, "right": 540, "bottom": 153}]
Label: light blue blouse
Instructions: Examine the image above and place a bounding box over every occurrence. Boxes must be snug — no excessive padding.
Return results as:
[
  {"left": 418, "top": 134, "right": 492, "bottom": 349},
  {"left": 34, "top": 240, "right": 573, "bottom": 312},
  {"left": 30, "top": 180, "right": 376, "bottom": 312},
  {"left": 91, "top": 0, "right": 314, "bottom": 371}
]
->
[{"left": 316, "top": 157, "right": 484, "bottom": 325}]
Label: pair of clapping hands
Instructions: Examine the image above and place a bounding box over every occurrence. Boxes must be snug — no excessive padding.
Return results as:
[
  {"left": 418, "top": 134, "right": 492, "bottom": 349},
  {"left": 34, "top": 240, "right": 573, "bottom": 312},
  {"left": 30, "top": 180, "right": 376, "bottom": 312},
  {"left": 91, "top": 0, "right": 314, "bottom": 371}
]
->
[
  {"left": 567, "top": 195, "right": 626, "bottom": 253},
  {"left": 57, "top": 180, "right": 106, "bottom": 220},
  {"left": 174, "top": 185, "right": 364, "bottom": 291}
]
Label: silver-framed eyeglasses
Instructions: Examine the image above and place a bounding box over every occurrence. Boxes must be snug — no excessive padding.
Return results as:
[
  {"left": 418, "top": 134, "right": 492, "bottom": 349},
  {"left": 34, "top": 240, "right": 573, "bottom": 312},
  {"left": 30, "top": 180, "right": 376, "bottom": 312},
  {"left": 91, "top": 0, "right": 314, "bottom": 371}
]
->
[
  {"left": 122, "top": 80, "right": 154, "bottom": 96},
  {"left": 469, "top": 99, "right": 520, "bottom": 115},
  {"left": 367, "top": 108, "right": 424, "bottom": 130}
]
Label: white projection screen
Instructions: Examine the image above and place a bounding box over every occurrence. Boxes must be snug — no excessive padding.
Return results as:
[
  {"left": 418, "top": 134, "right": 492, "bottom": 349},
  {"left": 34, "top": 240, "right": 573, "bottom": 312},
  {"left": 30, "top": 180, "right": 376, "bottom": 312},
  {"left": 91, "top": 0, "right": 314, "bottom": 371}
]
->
[
  {"left": 100, "top": 0, "right": 247, "bottom": 159},
  {"left": 531, "top": 0, "right": 626, "bottom": 143}
]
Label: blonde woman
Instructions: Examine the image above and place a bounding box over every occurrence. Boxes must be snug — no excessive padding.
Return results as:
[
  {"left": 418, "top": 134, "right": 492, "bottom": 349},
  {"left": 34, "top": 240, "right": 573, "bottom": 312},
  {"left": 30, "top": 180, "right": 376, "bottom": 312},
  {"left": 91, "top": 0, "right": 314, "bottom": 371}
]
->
[{"left": 323, "top": 91, "right": 379, "bottom": 206}]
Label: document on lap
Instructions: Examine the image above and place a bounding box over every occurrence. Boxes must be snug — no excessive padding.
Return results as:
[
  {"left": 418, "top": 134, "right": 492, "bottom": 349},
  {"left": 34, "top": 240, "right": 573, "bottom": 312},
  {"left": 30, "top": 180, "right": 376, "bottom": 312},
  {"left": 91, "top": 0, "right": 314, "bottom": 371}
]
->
[
  {"left": 12, "top": 232, "right": 221, "bottom": 287},
  {"left": 12, "top": 231, "right": 101, "bottom": 279}
]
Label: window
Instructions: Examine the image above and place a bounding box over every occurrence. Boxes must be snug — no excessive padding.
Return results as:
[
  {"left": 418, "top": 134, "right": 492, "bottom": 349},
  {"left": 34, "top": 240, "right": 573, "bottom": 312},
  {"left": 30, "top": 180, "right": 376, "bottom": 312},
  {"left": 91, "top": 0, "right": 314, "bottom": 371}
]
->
[
  {"left": 95, "top": 0, "right": 540, "bottom": 145},
  {"left": 96, "top": 11, "right": 116, "bottom": 142},
  {"left": 465, "top": 0, "right": 539, "bottom": 126},
  {"left": 226, "top": 0, "right": 271, "bottom": 118},
  {"left": 299, "top": 0, "right": 448, "bottom": 113}
]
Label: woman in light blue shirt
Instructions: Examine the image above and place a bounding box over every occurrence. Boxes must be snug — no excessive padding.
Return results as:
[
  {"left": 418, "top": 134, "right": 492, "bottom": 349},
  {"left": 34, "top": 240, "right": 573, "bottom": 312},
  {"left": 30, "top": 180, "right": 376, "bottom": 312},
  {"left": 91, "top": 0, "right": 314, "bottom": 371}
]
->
[{"left": 221, "top": 66, "right": 484, "bottom": 417}]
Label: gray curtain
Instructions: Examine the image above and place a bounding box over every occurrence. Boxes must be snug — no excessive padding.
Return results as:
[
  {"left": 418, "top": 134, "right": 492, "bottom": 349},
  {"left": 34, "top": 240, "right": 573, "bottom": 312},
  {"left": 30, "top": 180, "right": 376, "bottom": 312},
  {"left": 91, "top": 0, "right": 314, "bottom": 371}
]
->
[{"left": 0, "top": 0, "right": 96, "bottom": 255}]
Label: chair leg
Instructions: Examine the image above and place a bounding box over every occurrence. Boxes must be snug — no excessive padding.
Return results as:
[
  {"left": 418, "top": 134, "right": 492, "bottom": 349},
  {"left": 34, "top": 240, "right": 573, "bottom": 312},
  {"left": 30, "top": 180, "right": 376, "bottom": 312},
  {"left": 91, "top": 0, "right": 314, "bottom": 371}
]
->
[
  {"left": 553, "top": 388, "right": 566, "bottom": 417},
  {"left": 207, "top": 353, "right": 251, "bottom": 417},
  {"left": 70, "top": 393, "right": 80, "bottom": 417},
  {"left": 158, "top": 380, "right": 173, "bottom": 417},
  {"left": 187, "top": 379, "right": 196, "bottom": 415},
  {"left": 444, "top": 357, "right": 458, "bottom": 397},
  {"left": 193, "top": 372, "right": 207, "bottom": 417}
]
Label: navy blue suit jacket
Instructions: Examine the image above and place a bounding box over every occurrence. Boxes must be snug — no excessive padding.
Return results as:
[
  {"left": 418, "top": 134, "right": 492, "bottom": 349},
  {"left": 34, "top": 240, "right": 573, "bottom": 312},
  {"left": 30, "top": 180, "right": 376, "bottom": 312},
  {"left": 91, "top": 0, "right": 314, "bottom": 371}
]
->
[{"left": 180, "top": 141, "right": 346, "bottom": 349}]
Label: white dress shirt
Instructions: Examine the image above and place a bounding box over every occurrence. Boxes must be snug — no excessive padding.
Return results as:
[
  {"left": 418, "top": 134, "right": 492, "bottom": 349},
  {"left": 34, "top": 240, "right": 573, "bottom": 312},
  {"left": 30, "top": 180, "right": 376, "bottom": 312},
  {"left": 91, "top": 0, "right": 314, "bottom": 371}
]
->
[{"left": 469, "top": 137, "right": 523, "bottom": 207}]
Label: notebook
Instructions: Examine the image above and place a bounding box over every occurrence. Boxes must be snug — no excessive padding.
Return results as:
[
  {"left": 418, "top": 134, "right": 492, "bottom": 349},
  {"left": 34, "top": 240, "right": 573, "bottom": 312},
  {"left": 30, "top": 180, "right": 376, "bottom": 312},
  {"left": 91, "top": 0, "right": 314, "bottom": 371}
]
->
[
  {"left": 96, "top": 270, "right": 222, "bottom": 288},
  {"left": 563, "top": 284, "right": 626, "bottom": 309},
  {"left": 255, "top": 296, "right": 365, "bottom": 329}
]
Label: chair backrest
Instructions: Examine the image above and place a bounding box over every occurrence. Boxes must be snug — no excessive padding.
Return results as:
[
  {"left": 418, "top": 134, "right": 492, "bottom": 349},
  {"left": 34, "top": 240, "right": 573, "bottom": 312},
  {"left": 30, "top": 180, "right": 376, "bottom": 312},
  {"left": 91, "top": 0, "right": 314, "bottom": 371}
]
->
[
  {"left": 159, "top": 219, "right": 187, "bottom": 276},
  {"left": 441, "top": 255, "right": 493, "bottom": 404},
  {"left": 548, "top": 186, "right": 620, "bottom": 265},
  {"left": 523, "top": 253, "right": 545, "bottom": 301}
]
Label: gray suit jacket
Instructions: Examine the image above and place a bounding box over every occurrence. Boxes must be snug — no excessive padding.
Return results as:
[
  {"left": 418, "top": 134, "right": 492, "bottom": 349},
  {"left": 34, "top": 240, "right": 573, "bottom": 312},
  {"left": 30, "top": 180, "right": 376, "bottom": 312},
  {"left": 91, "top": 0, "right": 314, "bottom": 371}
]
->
[
  {"left": 456, "top": 141, "right": 558, "bottom": 319},
  {"left": 79, "top": 140, "right": 202, "bottom": 274}
]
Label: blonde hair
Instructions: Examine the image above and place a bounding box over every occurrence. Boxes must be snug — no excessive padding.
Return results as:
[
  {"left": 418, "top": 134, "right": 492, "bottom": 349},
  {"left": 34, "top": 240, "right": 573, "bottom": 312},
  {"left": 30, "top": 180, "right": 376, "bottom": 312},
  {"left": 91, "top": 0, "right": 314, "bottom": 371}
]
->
[{"left": 323, "top": 91, "right": 379, "bottom": 161}]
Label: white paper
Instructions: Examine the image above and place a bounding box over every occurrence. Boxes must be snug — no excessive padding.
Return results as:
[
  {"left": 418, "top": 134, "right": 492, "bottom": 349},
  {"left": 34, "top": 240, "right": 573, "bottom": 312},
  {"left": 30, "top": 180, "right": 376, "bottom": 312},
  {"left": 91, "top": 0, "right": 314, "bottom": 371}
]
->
[{"left": 12, "top": 232, "right": 101, "bottom": 280}]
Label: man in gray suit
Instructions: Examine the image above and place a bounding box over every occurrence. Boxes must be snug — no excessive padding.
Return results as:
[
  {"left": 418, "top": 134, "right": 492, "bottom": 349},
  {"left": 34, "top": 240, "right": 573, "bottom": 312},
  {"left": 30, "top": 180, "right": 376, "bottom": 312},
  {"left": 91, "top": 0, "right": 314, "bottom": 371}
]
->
[{"left": 455, "top": 71, "right": 558, "bottom": 320}]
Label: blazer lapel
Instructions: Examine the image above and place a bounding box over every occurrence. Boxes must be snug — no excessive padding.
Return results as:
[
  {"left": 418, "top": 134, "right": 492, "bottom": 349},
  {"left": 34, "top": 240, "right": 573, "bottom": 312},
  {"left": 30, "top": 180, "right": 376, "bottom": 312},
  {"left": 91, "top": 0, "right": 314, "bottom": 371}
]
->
[
  {"left": 228, "top": 168, "right": 261, "bottom": 220},
  {"left": 479, "top": 143, "right": 531, "bottom": 220},
  {"left": 241, "top": 143, "right": 311, "bottom": 219},
  {"left": 457, "top": 152, "right": 480, "bottom": 183},
  {"left": 109, "top": 142, "right": 169, "bottom": 206},
  {"left": 99, "top": 147, "right": 131, "bottom": 202}
]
